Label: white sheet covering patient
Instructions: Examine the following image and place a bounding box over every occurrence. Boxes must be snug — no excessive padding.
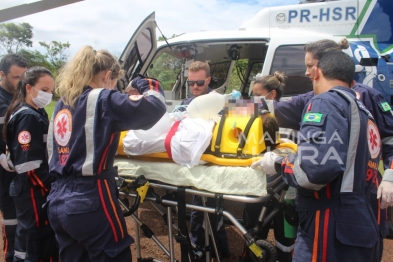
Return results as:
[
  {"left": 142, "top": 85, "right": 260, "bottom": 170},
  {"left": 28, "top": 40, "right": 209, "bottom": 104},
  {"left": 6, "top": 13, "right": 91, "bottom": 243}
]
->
[{"left": 122, "top": 116, "right": 214, "bottom": 168}]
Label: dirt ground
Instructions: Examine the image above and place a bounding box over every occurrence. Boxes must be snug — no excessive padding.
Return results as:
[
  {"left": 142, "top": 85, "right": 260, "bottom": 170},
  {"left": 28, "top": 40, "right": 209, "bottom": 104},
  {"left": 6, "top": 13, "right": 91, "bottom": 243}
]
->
[
  {"left": 1, "top": 199, "right": 392, "bottom": 262},
  {"left": 128, "top": 198, "right": 393, "bottom": 262}
]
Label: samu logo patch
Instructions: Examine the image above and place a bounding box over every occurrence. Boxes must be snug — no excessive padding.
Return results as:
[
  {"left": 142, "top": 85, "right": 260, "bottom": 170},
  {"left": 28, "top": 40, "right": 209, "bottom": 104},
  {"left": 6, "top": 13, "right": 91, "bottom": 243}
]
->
[
  {"left": 18, "top": 131, "right": 31, "bottom": 144},
  {"left": 54, "top": 109, "right": 72, "bottom": 146}
]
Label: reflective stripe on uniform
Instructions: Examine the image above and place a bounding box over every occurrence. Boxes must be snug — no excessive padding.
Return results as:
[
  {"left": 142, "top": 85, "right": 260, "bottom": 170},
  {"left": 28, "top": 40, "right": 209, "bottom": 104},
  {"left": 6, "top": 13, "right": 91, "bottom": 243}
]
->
[
  {"left": 2, "top": 219, "right": 17, "bottom": 226},
  {"left": 43, "top": 134, "right": 47, "bottom": 143},
  {"left": 382, "top": 136, "right": 393, "bottom": 145},
  {"left": 333, "top": 89, "right": 360, "bottom": 193},
  {"left": 82, "top": 88, "right": 103, "bottom": 176},
  {"left": 9, "top": 106, "right": 28, "bottom": 121},
  {"left": 293, "top": 89, "right": 361, "bottom": 192},
  {"left": 14, "top": 250, "right": 26, "bottom": 259},
  {"left": 14, "top": 160, "right": 42, "bottom": 174},
  {"left": 47, "top": 114, "right": 54, "bottom": 162},
  {"left": 143, "top": 90, "right": 166, "bottom": 106},
  {"left": 294, "top": 156, "right": 325, "bottom": 191},
  {"left": 0, "top": 116, "right": 4, "bottom": 124}
]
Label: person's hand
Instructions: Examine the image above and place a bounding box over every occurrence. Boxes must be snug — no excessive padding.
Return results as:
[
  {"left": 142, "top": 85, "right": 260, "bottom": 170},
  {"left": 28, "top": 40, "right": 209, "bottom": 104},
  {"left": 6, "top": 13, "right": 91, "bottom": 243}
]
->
[
  {"left": 377, "top": 180, "right": 393, "bottom": 209},
  {"left": 125, "top": 82, "right": 140, "bottom": 96},
  {"left": 251, "top": 152, "right": 279, "bottom": 175},
  {"left": 0, "top": 153, "right": 14, "bottom": 172}
]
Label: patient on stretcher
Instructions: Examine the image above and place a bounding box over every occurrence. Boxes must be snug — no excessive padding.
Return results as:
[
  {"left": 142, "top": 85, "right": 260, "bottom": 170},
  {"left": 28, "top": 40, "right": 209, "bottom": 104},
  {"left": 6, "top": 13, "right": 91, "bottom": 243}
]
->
[{"left": 119, "top": 95, "right": 295, "bottom": 168}]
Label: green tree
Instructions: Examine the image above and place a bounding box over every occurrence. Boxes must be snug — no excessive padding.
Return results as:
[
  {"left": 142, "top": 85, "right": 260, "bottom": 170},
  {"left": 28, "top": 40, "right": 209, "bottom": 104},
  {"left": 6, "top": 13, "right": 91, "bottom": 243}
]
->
[
  {"left": 0, "top": 22, "right": 33, "bottom": 55},
  {"left": 39, "top": 41, "right": 70, "bottom": 71},
  {"left": 18, "top": 49, "right": 54, "bottom": 71}
]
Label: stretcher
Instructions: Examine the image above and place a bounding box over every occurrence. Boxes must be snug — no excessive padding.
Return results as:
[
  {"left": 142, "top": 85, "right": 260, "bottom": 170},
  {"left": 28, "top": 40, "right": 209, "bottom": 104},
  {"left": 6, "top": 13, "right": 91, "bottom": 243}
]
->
[{"left": 115, "top": 156, "right": 298, "bottom": 262}]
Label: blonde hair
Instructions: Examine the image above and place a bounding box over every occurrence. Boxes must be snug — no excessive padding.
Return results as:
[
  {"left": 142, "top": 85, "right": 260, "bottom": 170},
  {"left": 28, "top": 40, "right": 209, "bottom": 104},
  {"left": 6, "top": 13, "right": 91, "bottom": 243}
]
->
[
  {"left": 188, "top": 61, "right": 210, "bottom": 77},
  {"left": 56, "top": 46, "right": 123, "bottom": 107},
  {"left": 254, "top": 71, "right": 286, "bottom": 101}
]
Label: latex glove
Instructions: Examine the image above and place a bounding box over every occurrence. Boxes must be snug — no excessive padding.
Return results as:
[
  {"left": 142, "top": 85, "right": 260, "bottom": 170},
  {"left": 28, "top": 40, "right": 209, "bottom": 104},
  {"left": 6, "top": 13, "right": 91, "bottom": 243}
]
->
[
  {"left": 377, "top": 180, "right": 393, "bottom": 209},
  {"left": 0, "top": 153, "right": 15, "bottom": 172},
  {"left": 251, "top": 152, "right": 279, "bottom": 175}
]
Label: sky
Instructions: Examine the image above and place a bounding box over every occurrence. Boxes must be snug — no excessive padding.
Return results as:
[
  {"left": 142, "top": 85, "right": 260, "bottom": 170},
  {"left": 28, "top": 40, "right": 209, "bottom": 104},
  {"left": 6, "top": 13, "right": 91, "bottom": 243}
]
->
[{"left": 0, "top": 0, "right": 299, "bottom": 58}]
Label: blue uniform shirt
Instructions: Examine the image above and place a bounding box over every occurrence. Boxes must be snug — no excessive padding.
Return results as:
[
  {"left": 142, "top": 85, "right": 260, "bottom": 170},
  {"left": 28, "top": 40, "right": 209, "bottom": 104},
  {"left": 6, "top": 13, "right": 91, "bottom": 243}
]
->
[
  {"left": 48, "top": 76, "right": 167, "bottom": 177},
  {"left": 274, "top": 83, "right": 393, "bottom": 183},
  {"left": 6, "top": 104, "right": 52, "bottom": 189}
]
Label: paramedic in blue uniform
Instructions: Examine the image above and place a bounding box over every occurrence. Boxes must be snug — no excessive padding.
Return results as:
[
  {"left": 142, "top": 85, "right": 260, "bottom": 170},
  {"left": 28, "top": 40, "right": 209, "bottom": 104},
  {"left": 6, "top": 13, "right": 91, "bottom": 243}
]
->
[
  {"left": 242, "top": 71, "right": 295, "bottom": 262},
  {"left": 0, "top": 54, "right": 28, "bottom": 262},
  {"left": 4, "top": 66, "right": 58, "bottom": 261},
  {"left": 182, "top": 61, "right": 230, "bottom": 259},
  {"left": 46, "top": 46, "right": 167, "bottom": 262},
  {"left": 267, "top": 38, "right": 392, "bottom": 259},
  {"left": 278, "top": 51, "right": 380, "bottom": 262}
]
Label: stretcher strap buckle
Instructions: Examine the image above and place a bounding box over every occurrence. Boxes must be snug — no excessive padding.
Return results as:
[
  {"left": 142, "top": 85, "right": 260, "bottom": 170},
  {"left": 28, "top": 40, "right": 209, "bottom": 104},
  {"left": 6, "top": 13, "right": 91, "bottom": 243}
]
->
[
  {"left": 136, "top": 181, "right": 149, "bottom": 203},
  {"left": 215, "top": 194, "right": 224, "bottom": 215}
]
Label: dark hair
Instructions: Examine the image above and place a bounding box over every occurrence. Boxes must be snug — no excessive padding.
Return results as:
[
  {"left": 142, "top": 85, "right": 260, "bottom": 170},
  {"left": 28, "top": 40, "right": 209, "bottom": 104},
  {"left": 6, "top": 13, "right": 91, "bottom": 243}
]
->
[
  {"left": 3, "top": 66, "right": 53, "bottom": 139},
  {"left": 304, "top": 38, "right": 349, "bottom": 60},
  {"left": 0, "top": 54, "right": 28, "bottom": 75},
  {"left": 254, "top": 71, "right": 286, "bottom": 101},
  {"left": 317, "top": 51, "right": 355, "bottom": 87},
  {"left": 263, "top": 115, "right": 279, "bottom": 149}
]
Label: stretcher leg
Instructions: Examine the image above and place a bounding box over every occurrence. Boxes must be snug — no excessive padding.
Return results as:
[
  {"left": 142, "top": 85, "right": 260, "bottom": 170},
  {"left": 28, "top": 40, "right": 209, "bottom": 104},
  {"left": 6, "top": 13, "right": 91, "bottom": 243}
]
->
[
  {"left": 119, "top": 198, "right": 175, "bottom": 261},
  {"left": 147, "top": 202, "right": 177, "bottom": 262},
  {"left": 118, "top": 176, "right": 288, "bottom": 262},
  {"left": 201, "top": 196, "right": 220, "bottom": 262},
  {"left": 167, "top": 206, "right": 175, "bottom": 262}
]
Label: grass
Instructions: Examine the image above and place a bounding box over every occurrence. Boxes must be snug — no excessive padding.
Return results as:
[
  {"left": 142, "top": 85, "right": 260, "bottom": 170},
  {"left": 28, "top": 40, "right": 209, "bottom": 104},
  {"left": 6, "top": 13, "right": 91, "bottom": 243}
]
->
[{"left": 44, "top": 100, "right": 57, "bottom": 120}]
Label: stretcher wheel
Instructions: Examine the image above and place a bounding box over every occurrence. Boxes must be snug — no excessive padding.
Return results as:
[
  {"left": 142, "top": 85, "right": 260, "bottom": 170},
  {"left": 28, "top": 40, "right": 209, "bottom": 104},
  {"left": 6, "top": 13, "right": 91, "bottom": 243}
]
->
[{"left": 251, "top": 239, "right": 277, "bottom": 262}]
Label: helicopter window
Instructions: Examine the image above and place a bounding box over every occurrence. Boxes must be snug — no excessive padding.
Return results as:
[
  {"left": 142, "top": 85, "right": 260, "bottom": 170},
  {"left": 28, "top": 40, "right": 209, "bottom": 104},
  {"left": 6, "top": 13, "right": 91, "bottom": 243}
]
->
[
  {"left": 146, "top": 52, "right": 183, "bottom": 91},
  {"left": 210, "top": 61, "right": 231, "bottom": 90},
  {"left": 270, "top": 45, "right": 313, "bottom": 97}
]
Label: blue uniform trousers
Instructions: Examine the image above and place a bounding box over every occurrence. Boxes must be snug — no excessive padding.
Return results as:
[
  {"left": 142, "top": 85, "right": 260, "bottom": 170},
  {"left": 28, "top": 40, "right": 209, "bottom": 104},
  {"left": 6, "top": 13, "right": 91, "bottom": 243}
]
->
[
  {"left": 0, "top": 171, "right": 17, "bottom": 262},
  {"left": 0, "top": 192, "right": 16, "bottom": 262},
  {"left": 294, "top": 194, "right": 379, "bottom": 262},
  {"left": 47, "top": 168, "right": 133, "bottom": 262},
  {"left": 9, "top": 177, "right": 58, "bottom": 262}
]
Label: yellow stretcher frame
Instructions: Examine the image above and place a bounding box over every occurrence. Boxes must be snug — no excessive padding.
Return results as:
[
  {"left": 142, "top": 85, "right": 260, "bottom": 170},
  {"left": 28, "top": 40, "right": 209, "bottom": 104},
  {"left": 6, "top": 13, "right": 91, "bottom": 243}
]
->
[{"left": 117, "top": 131, "right": 297, "bottom": 167}]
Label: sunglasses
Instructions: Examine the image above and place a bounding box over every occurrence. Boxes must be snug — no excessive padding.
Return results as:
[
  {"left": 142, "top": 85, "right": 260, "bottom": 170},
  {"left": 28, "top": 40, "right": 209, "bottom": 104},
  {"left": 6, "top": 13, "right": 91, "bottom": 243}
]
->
[{"left": 187, "top": 78, "right": 208, "bottom": 87}]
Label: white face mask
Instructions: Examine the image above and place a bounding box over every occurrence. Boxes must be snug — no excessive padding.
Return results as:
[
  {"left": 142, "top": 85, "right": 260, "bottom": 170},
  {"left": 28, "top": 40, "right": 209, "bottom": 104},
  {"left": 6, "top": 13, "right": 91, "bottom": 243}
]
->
[{"left": 31, "top": 86, "right": 53, "bottom": 108}]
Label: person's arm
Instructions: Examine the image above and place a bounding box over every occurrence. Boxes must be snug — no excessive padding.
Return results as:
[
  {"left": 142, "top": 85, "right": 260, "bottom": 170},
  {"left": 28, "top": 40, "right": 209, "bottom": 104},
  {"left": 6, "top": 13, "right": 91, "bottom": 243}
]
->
[
  {"left": 8, "top": 113, "right": 52, "bottom": 190},
  {"left": 273, "top": 91, "right": 314, "bottom": 130},
  {"left": 105, "top": 75, "right": 167, "bottom": 132},
  {"left": 355, "top": 85, "right": 393, "bottom": 208},
  {"left": 280, "top": 97, "right": 348, "bottom": 189},
  {"left": 0, "top": 103, "right": 7, "bottom": 154}
]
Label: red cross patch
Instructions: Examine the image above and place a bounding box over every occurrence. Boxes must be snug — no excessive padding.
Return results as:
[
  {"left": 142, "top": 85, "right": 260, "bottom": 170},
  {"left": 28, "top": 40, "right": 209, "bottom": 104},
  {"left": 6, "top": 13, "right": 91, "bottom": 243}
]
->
[
  {"left": 54, "top": 109, "right": 72, "bottom": 146},
  {"left": 18, "top": 131, "right": 31, "bottom": 144},
  {"left": 367, "top": 120, "right": 381, "bottom": 159}
]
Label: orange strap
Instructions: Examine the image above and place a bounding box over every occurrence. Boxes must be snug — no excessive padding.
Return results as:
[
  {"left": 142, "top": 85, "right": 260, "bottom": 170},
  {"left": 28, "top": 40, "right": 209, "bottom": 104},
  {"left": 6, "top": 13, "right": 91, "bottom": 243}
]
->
[{"left": 164, "top": 121, "right": 181, "bottom": 159}]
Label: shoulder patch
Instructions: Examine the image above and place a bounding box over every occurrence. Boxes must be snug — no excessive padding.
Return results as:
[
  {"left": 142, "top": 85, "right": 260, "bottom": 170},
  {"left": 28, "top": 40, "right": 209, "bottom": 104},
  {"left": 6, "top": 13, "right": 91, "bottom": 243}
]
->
[
  {"left": 379, "top": 102, "right": 391, "bottom": 112},
  {"left": 18, "top": 131, "right": 31, "bottom": 144},
  {"left": 367, "top": 119, "right": 381, "bottom": 159},
  {"left": 303, "top": 113, "right": 323, "bottom": 123},
  {"left": 54, "top": 109, "right": 72, "bottom": 146}
]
